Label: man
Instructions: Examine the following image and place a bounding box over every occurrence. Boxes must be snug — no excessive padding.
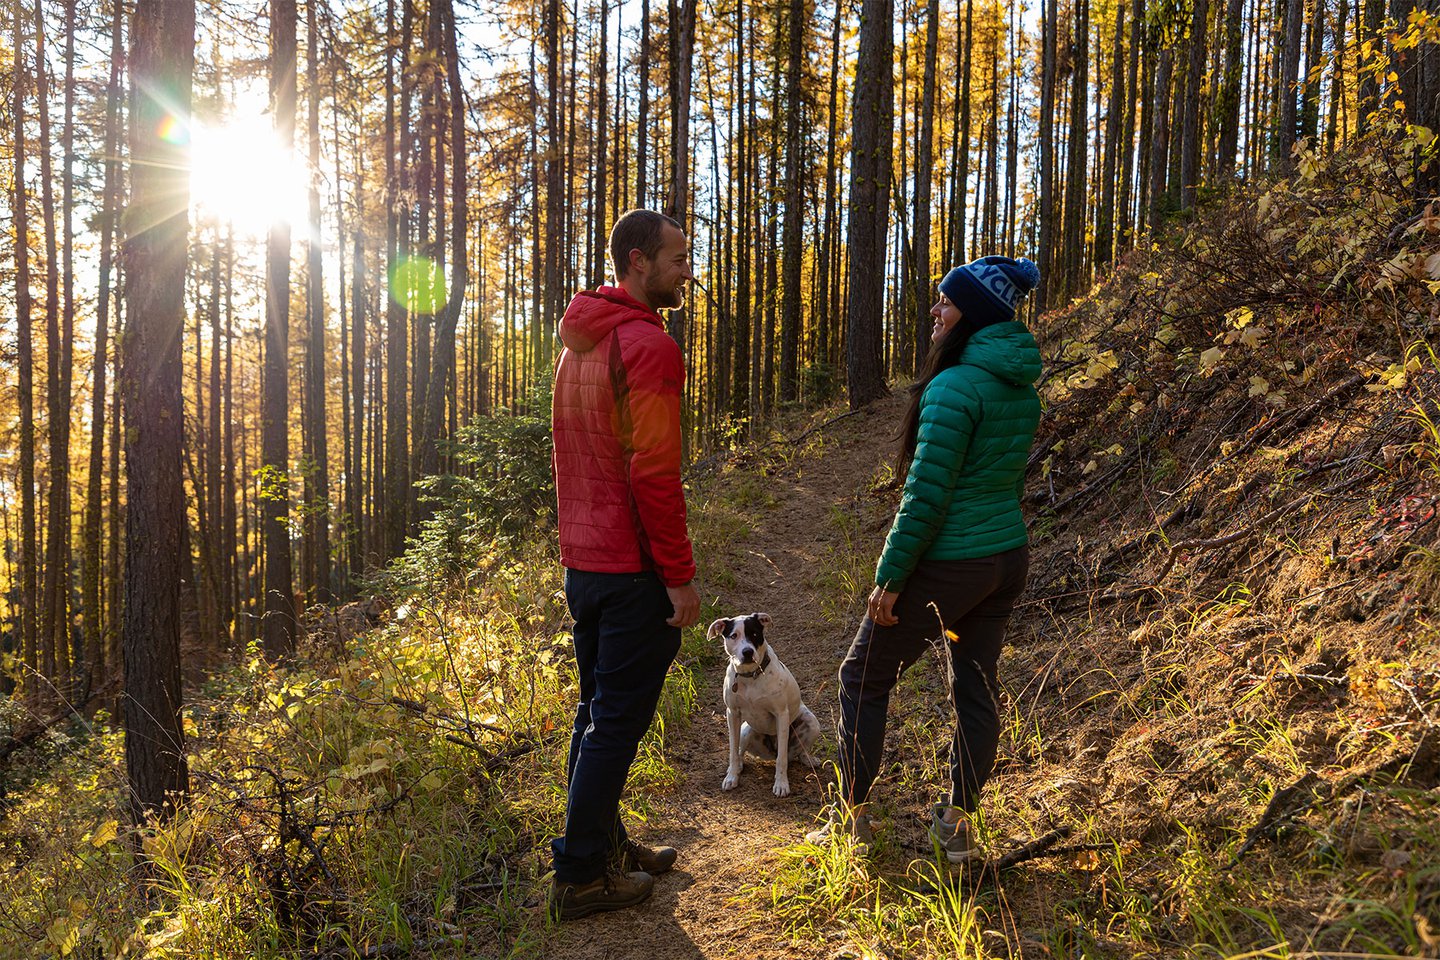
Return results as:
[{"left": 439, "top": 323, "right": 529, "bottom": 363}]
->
[{"left": 548, "top": 209, "right": 702, "bottom": 920}]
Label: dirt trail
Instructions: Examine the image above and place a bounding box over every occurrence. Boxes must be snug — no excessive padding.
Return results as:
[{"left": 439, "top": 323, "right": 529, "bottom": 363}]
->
[{"left": 543, "top": 402, "right": 899, "bottom": 959}]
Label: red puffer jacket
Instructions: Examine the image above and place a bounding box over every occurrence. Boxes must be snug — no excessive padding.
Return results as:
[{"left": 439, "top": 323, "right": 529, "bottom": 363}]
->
[{"left": 551, "top": 286, "right": 695, "bottom": 586}]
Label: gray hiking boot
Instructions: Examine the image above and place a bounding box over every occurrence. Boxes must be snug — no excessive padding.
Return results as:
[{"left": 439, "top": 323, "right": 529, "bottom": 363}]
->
[
  {"left": 929, "top": 805, "right": 978, "bottom": 864},
  {"left": 548, "top": 868, "right": 655, "bottom": 921}
]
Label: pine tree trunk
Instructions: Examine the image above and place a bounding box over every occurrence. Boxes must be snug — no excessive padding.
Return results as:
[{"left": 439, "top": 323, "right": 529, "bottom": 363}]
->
[
  {"left": 84, "top": 0, "right": 124, "bottom": 708},
  {"left": 593, "top": 0, "right": 609, "bottom": 286},
  {"left": 121, "top": 0, "right": 194, "bottom": 824},
  {"left": 1180, "top": 0, "right": 1210, "bottom": 210},
  {"left": 1278, "top": 0, "right": 1304, "bottom": 163},
  {"left": 1063, "top": 0, "right": 1091, "bottom": 298},
  {"left": 637, "top": 0, "right": 651, "bottom": 208},
  {"left": 38, "top": 0, "right": 72, "bottom": 698},
  {"left": 12, "top": 0, "right": 39, "bottom": 707},
  {"left": 262, "top": 0, "right": 298, "bottom": 660},
  {"left": 1357, "top": 0, "right": 1386, "bottom": 134},
  {"left": 1038, "top": 0, "right": 1057, "bottom": 309},
  {"left": 1097, "top": 0, "right": 1126, "bottom": 269},
  {"left": 779, "top": 0, "right": 807, "bottom": 403},
  {"left": 1148, "top": 45, "right": 1173, "bottom": 235},
  {"left": 845, "top": 0, "right": 893, "bottom": 409},
  {"left": 384, "top": 0, "right": 410, "bottom": 559},
  {"left": 912, "top": 0, "right": 939, "bottom": 371},
  {"left": 304, "top": 0, "right": 331, "bottom": 603},
  {"left": 420, "top": 0, "right": 469, "bottom": 479},
  {"left": 1214, "top": 0, "right": 1246, "bottom": 178}
]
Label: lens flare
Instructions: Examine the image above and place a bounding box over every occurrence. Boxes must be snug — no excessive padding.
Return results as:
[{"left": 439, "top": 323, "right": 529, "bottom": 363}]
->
[
  {"left": 157, "top": 115, "right": 189, "bottom": 146},
  {"left": 388, "top": 256, "right": 447, "bottom": 315}
]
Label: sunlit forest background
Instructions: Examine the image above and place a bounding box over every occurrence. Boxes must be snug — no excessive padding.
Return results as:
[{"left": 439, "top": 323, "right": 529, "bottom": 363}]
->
[{"left": 1, "top": 0, "right": 1437, "bottom": 817}]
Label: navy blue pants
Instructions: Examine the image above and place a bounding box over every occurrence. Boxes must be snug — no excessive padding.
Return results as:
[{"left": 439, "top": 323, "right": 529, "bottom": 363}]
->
[
  {"left": 552, "top": 568, "right": 681, "bottom": 884},
  {"left": 836, "top": 546, "right": 1028, "bottom": 812}
]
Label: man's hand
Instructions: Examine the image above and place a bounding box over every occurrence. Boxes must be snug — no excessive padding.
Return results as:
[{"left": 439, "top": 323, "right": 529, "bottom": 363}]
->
[
  {"left": 867, "top": 586, "right": 900, "bottom": 627},
  {"left": 666, "top": 582, "right": 701, "bottom": 628}
]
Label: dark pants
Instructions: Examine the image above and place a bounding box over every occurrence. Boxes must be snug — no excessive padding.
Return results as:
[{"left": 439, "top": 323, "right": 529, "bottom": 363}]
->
[
  {"left": 836, "top": 546, "right": 1028, "bottom": 812},
  {"left": 552, "top": 568, "right": 681, "bottom": 884}
]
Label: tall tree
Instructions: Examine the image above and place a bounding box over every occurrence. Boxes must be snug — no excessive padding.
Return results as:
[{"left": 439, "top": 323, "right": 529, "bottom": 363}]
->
[
  {"left": 262, "top": 0, "right": 298, "bottom": 659},
  {"left": 1037, "top": 0, "right": 1057, "bottom": 309},
  {"left": 12, "top": 0, "right": 39, "bottom": 706},
  {"left": 911, "top": 0, "right": 939, "bottom": 371},
  {"left": 1213, "top": 0, "right": 1246, "bottom": 178},
  {"left": 845, "top": 0, "right": 893, "bottom": 408},
  {"left": 779, "top": 0, "right": 807, "bottom": 403},
  {"left": 303, "top": 0, "right": 332, "bottom": 603},
  {"left": 1180, "top": 0, "right": 1210, "bottom": 210},
  {"left": 121, "top": 0, "right": 195, "bottom": 824},
  {"left": 419, "top": 0, "right": 469, "bottom": 477},
  {"left": 84, "top": 0, "right": 126, "bottom": 707}
]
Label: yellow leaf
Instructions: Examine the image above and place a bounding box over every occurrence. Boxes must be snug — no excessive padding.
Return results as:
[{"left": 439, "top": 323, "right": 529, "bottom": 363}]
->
[
  {"left": 1415, "top": 125, "right": 1436, "bottom": 146},
  {"left": 46, "top": 916, "right": 81, "bottom": 957},
  {"left": 1086, "top": 360, "right": 1113, "bottom": 381},
  {"left": 1105, "top": 443, "right": 1125, "bottom": 456},
  {"left": 1221, "top": 440, "right": 1238, "bottom": 456},
  {"left": 1225, "top": 306, "right": 1254, "bottom": 328},
  {"left": 1238, "top": 325, "right": 1267, "bottom": 349},
  {"left": 1082, "top": 460, "right": 1098, "bottom": 476},
  {"left": 1249, "top": 375, "right": 1271, "bottom": 397},
  {"left": 90, "top": 820, "right": 119, "bottom": 848},
  {"left": 1199, "top": 347, "right": 1225, "bottom": 374}
]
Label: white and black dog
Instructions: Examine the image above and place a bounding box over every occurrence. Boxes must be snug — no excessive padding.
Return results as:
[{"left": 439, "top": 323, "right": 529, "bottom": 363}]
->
[{"left": 708, "top": 613, "right": 821, "bottom": 797}]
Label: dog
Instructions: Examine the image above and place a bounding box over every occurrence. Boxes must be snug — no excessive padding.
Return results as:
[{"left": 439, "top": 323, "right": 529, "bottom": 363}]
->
[{"left": 709, "top": 612, "right": 821, "bottom": 797}]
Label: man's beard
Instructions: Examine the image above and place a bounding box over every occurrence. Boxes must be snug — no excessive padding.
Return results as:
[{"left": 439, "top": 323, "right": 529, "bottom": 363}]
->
[{"left": 648, "top": 279, "right": 685, "bottom": 310}]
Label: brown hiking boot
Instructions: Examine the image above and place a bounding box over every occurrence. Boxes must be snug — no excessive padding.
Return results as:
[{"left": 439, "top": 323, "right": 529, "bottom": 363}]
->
[
  {"left": 619, "top": 837, "right": 678, "bottom": 875},
  {"left": 548, "top": 868, "right": 654, "bottom": 921}
]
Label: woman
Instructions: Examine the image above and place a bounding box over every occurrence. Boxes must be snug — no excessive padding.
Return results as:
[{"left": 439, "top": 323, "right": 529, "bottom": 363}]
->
[{"left": 809, "top": 255, "right": 1042, "bottom": 862}]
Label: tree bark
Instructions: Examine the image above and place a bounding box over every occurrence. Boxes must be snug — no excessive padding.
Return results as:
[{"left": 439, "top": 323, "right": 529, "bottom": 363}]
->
[
  {"left": 263, "top": 0, "right": 298, "bottom": 660},
  {"left": 121, "top": 0, "right": 195, "bottom": 824},
  {"left": 1180, "top": 0, "right": 1210, "bottom": 210},
  {"left": 845, "top": 0, "right": 892, "bottom": 409},
  {"left": 12, "top": 0, "right": 39, "bottom": 707},
  {"left": 304, "top": 0, "right": 331, "bottom": 603},
  {"left": 84, "top": 0, "right": 125, "bottom": 708},
  {"left": 912, "top": 0, "right": 939, "bottom": 371},
  {"left": 779, "top": 0, "right": 807, "bottom": 403},
  {"left": 1214, "top": 0, "right": 1246, "bottom": 178}
]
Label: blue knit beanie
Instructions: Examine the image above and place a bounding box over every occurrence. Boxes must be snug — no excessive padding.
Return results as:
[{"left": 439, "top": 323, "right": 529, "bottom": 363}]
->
[{"left": 938, "top": 256, "right": 1041, "bottom": 327}]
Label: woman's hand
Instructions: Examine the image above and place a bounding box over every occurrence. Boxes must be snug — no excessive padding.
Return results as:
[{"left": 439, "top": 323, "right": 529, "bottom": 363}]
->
[{"left": 867, "top": 586, "right": 900, "bottom": 626}]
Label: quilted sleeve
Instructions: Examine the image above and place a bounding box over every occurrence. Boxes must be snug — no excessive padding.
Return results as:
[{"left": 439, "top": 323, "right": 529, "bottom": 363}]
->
[
  {"left": 621, "top": 329, "right": 696, "bottom": 586},
  {"left": 874, "top": 373, "right": 979, "bottom": 591}
]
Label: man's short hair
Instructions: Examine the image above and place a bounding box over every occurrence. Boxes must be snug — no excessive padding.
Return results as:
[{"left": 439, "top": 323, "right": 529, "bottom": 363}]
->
[{"left": 610, "top": 209, "right": 683, "bottom": 280}]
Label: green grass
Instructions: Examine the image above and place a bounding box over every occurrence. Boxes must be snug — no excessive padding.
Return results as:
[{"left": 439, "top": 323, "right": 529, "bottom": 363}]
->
[{"left": 0, "top": 536, "right": 704, "bottom": 960}]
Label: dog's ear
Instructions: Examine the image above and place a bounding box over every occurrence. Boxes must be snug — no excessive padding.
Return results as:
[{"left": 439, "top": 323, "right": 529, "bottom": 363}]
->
[
  {"left": 706, "top": 618, "right": 730, "bottom": 639},
  {"left": 755, "top": 612, "right": 772, "bottom": 627}
]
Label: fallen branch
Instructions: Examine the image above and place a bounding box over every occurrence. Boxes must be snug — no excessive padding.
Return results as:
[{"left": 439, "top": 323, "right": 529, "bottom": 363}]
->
[
  {"left": 989, "top": 825, "right": 1077, "bottom": 871},
  {"left": 759, "top": 409, "right": 864, "bottom": 451},
  {"left": 1154, "top": 468, "right": 1375, "bottom": 582},
  {"left": 1224, "top": 770, "right": 1319, "bottom": 870}
]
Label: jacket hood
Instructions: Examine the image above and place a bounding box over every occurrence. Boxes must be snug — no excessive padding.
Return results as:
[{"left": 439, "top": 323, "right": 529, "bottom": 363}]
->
[
  {"left": 559, "top": 286, "right": 661, "bottom": 352},
  {"left": 961, "top": 321, "right": 1043, "bottom": 386}
]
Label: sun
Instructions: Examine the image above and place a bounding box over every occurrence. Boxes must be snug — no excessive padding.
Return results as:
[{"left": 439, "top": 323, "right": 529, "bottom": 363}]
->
[{"left": 189, "top": 114, "right": 310, "bottom": 237}]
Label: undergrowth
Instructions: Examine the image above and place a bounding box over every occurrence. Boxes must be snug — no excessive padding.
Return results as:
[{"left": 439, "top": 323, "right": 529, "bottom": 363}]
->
[{"left": 0, "top": 418, "right": 711, "bottom": 958}]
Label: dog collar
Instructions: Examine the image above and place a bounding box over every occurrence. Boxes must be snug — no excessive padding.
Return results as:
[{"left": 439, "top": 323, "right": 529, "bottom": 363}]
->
[{"left": 733, "top": 651, "right": 772, "bottom": 686}]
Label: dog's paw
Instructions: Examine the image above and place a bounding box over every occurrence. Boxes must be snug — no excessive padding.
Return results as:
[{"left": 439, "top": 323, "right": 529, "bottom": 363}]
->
[
  {"left": 772, "top": 779, "right": 791, "bottom": 797},
  {"left": 722, "top": 771, "right": 739, "bottom": 791}
]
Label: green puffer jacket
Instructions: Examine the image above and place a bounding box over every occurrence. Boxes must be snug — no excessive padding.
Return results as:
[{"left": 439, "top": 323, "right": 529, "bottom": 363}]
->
[{"left": 874, "top": 321, "right": 1043, "bottom": 591}]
